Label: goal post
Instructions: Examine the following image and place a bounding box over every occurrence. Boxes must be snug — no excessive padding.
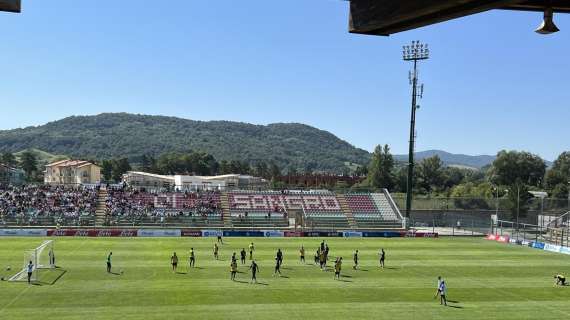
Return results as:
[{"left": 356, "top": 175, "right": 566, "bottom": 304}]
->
[{"left": 9, "top": 240, "right": 55, "bottom": 282}]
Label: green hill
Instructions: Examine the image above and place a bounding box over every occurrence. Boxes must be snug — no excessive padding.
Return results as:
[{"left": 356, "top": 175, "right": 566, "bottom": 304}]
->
[
  {"left": 0, "top": 113, "right": 370, "bottom": 172},
  {"left": 13, "top": 148, "right": 69, "bottom": 168}
]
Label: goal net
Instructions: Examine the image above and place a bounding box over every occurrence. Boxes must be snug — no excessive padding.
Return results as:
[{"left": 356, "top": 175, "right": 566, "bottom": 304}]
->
[{"left": 9, "top": 240, "right": 56, "bottom": 282}]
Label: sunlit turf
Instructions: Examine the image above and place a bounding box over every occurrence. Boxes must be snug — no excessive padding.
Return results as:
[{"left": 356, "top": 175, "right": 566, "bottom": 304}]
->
[{"left": 1, "top": 237, "right": 569, "bottom": 319}]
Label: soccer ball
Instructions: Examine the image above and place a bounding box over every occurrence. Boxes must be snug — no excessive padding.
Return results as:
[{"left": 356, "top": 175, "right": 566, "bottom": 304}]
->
[
  {"left": 5, "top": 266, "right": 10, "bottom": 271},
  {"left": 120, "top": 269, "right": 124, "bottom": 275}
]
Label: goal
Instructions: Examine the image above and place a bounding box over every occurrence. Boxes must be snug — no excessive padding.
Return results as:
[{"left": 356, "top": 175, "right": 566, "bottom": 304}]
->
[{"left": 9, "top": 240, "right": 56, "bottom": 282}]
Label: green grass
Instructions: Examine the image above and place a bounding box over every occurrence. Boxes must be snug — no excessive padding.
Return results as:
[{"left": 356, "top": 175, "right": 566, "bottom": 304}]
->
[{"left": 1, "top": 237, "right": 569, "bottom": 319}]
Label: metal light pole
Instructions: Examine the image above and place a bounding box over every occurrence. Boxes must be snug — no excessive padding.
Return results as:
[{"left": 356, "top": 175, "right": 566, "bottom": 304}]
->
[
  {"left": 516, "top": 185, "right": 520, "bottom": 235},
  {"left": 402, "top": 41, "right": 429, "bottom": 221},
  {"left": 567, "top": 181, "right": 570, "bottom": 211}
]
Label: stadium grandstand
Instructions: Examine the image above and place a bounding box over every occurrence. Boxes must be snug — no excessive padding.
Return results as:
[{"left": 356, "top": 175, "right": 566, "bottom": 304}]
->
[
  {"left": 0, "top": 185, "right": 97, "bottom": 227},
  {"left": 0, "top": 184, "right": 404, "bottom": 230}
]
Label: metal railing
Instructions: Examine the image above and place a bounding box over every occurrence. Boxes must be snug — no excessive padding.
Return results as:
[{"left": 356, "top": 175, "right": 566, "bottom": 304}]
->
[{"left": 494, "top": 219, "right": 570, "bottom": 247}]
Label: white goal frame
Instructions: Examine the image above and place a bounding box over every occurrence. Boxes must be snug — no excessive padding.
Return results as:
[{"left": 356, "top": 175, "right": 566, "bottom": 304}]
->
[{"left": 8, "top": 240, "right": 55, "bottom": 282}]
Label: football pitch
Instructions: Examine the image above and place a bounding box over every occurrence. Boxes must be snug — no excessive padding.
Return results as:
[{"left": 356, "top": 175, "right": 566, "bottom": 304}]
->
[{"left": 1, "top": 237, "right": 569, "bottom": 320}]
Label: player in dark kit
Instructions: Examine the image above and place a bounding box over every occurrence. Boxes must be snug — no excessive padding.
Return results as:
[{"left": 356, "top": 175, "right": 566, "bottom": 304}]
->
[
  {"left": 249, "top": 260, "right": 260, "bottom": 283},
  {"left": 276, "top": 249, "right": 283, "bottom": 266},
  {"left": 240, "top": 248, "right": 247, "bottom": 264},
  {"left": 171, "top": 252, "right": 179, "bottom": 273},
  {"left": 555, "top": 274, "right": 566, "bottom": 286},
  {"left": 379, "top": 249, "right": 385, "bottom": 269},
  {"left": 189, "top": 248, "right": 196, "bottom": 268},
  {"left": 353, "top": 250, "right": 359, "bottom": 270},
  {"left": 106, "top": 252, "right": 112, "bottom": 273},
  {"left": 217, "top": 235, "right": 223, "bottom": 244},
  {"left": 49, "top": 247, "right": 55, "bottom": 267},
  {"left": 273, "top": 257, "right": 282, "bottom": 276}
]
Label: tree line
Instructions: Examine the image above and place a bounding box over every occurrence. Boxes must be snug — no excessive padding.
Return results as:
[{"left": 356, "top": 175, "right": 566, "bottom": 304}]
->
[{"left": 359, "top": 145, "right": 570, "bottom": 219}]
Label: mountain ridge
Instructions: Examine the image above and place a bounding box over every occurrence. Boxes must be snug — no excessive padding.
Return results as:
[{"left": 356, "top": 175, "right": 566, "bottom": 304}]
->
[{"left": 0, "top": 113, "right": 370, "bottom": 173}]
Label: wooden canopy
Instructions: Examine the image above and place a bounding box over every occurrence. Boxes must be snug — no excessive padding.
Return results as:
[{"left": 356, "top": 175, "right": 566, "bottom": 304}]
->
[{"left": 349, "top": 0, "right": 570, "bottom": 36}]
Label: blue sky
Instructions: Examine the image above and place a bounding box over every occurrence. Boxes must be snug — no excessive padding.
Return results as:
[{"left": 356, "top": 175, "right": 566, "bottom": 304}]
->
[{"left": 0, "top": 1, "right": 568, "bottom": 160}]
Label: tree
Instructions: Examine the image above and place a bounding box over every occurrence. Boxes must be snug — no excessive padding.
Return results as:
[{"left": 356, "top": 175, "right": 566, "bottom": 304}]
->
[
  {"left": 441, "top": 167, "right": 466, "bottom": 190},
  {"left": 488, "top": 150, "right": 546, "bottom": 187},
  {"left": 1, "top": 152, "right": 17, "bottom": 167},
  {"left": 355, "top": 165, "right": 368, "bottom": 177},
  {"left": 20, "top": 151, "right": 38, "bottom": 179},
  {"left": 366, "top": 144, "right": 395, "bottom": 190},
  {"left": 505, "top": 181, "right": 532, "bottom": 220},
  {"left": 417, "top": 155, "right": 445, "bottom": 193},
  {"left": 545, "top": 151, "right": 570, "bottom": 198},
  {"left": 141, "top": 154, "right": 157, "bottom": 173},
  {"left": 395, "top": 166, "right": 410, "bottom": 193},
  {"left": 269, "top": 162, "right": 281, "bottom": 180},
  {"left": 101, "top": 160, "right": 113, "bottom": 182},
  {"left": 254, "top": 162, "right": 269, "bottom": 179},
  {"left": 112, "top": 158, "right": 131, "bottom": 182}
]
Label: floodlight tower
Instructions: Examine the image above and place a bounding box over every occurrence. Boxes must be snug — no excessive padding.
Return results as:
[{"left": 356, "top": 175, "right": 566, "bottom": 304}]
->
[{"left": 402, "top": 41, "right": 429, "bottom": 222}]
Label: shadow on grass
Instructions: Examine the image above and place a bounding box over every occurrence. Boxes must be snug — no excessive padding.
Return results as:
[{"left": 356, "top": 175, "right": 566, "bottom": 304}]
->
[
  {"left": 342, "top": 275, "right": 352, "bottom": 278},
  {"left": 36, "top": 269, "right": 67, "bottom": 286},
  {"left": 176, "top": 272, "right": 187, "bottom": 275},
  {"left": 233, "top": 280, "right": 249, "bottom": 284},
  {"left": 385, "top": 267, "right": 399, "bottom": 270},
  {"left": 279, "top": 275, "right": 290, "bottom": 279},
  {"left": 256, "top": 282, "right": 269, "bottom": 286},
  {"left": 109, "top": 272, "right": 121, "bottom": 276}
]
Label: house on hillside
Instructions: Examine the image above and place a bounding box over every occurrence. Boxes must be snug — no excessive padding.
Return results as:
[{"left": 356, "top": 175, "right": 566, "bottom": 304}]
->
[
  {"left": 0, "top": 164, "right": 25, "bottom": 185},
  {"left": 44, "top": 160, "right": 101, "bottom": 186}
]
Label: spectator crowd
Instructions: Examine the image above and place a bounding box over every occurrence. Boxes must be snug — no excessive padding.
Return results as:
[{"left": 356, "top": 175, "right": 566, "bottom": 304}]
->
[
  {"left": 0, "top": 185, "right": 97, "bottom": 226},
  {"left": 104, "top": 187, "right": 222, "bottom": 225}
]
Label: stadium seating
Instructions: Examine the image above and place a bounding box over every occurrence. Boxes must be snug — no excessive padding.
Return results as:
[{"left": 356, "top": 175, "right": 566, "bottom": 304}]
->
[
  {"left": 346, "top": 193, "right": 403, "bottom": 229},
  {"left": 0, "top": 185, "right": 403, "bottom": 229},
  {"left": 227, "top": 191, "right": 350, "bottom": 229}
]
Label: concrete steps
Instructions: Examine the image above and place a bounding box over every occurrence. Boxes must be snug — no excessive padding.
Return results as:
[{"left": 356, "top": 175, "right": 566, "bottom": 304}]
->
[
  {"left": 94, "top": 189, "right": 107, "bottom": 226},
  {"left": 337, "top": 194, "right": 357, "bottom": 229},
  {"left": 220, "top": 192, "right": 232, "bottom": 228}
]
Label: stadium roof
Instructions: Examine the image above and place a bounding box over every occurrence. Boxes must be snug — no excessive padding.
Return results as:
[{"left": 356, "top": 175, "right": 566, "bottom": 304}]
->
[
  {"left": 0, "top": 0, "right": 20, "bottom": 13},
  {"left": 349, "top": 0, "right": 570, "bottom": 36}
]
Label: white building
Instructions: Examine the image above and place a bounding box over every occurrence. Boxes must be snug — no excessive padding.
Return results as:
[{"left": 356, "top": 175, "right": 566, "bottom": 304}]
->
[
  {"left": 123, "top": 171, "right": 267, "bottom": 191},
  {"left": 44, "top": 160, "right": 101, "bottom": 186}
]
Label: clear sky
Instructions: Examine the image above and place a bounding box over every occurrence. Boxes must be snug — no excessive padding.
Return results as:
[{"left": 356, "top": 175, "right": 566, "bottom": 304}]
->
[{"left": 0, "top": 1, "right": 568, "bottom": 160}]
